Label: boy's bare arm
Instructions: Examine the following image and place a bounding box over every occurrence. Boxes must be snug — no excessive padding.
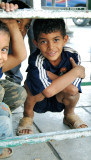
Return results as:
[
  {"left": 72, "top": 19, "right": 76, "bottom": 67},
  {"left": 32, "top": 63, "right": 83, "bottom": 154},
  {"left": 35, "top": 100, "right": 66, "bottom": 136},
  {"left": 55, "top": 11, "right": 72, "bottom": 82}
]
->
[
  {"left": 2, "top": 19, "right": 27, "bottom": 72},
  {"left": 47, "top": 71, "right": 78, "bottom": 95},
  {"left": 43, "top": 58, "right": 85, "bottom": 98}
]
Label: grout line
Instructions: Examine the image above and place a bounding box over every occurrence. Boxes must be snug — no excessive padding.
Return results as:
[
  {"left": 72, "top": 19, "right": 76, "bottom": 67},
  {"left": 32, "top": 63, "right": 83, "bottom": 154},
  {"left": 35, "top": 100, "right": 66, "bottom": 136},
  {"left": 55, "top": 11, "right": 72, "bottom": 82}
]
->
[
  {"left": 81, "top": 107, "right": 91, "bottom": 114},
  {"left": 76, "top": 105, "right": 91, "bottom": 108},
  {"left": 33, "top": 122, "right": 63, "bottom": 160}
]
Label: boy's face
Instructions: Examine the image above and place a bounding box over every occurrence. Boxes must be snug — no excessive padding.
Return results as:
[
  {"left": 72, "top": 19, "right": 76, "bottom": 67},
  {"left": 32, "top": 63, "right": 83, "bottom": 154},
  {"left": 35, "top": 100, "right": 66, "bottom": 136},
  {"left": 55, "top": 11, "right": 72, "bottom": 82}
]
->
[
  {"left": 0, "top": 31, "right": 10, "bottom": 68},
  {"left": 16, "top": 18, "right": 31, "bottom": 38},
  {"left": 33, "top": 31, "right": 68, "bottom": 66}
]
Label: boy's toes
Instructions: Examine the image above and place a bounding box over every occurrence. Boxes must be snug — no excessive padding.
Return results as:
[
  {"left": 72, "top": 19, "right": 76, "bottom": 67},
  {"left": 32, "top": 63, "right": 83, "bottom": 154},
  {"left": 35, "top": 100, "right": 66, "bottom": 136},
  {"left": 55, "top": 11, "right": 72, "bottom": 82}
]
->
[{"left": 19, "top": 129, "right": 33, "bottom": 135}]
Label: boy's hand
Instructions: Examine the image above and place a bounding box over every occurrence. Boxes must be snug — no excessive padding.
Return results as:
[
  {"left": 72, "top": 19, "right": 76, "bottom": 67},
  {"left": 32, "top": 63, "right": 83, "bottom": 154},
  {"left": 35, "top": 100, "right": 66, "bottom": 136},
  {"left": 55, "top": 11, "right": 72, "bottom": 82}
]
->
[
  {"left": 0, "top": 18, "right": 18, "bottom": 29},
  {"left": 70, "top": 57, "right": 77, "bottom": 68},
  {"left": 70, "top": 57, "right": 85, "bottom": 79},
  {"left": 47, "top": 71, "right": 58, "bottom": 80},
  {"left": 0, "top": 2, "right": 18, "bottom": 11}
]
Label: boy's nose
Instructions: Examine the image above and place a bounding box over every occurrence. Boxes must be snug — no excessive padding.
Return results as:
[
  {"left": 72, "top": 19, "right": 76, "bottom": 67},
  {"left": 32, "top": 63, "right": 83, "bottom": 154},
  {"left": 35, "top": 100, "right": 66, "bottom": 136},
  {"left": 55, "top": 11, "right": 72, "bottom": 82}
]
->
[{"left": 48, "top": 42, "right": 53, "bottom": 50}]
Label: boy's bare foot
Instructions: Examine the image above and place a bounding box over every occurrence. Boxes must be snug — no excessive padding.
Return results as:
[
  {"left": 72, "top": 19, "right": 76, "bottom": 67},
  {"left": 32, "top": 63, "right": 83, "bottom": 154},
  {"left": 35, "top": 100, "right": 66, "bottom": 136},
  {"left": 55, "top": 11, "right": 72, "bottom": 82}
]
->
[
  {"left": 16, "top": 117, "right": 33, "bottom": 135},
  {"left": 63, "top": 113, "right": 88, "bottom": 129}
]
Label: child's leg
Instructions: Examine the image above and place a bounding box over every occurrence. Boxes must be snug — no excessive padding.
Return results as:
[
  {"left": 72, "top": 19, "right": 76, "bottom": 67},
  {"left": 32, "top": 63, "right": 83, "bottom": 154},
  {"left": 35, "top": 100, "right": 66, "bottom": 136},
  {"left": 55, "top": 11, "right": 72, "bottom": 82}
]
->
[
  {"left": 17, "top": 83, "right": 45, "bottom": 135},
  {"left": 56, "top": 85, "right": 88, "bottom": 128},
  {"left": 0, "top": 103, "right": 13, "bottom": 158},
  {"left": 0, "top": 116, "right": 13, "bottom": 158},
  {"left": 0, "top": 79, "right": 27, "bottom": 111}
]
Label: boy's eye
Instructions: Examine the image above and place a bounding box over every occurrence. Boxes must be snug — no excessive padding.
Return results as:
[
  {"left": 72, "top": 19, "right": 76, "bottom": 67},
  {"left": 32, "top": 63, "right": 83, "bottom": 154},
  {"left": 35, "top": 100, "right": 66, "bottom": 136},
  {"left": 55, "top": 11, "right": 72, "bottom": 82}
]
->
[
  {"left": 2, "top": 48, "right": 8, "bottom": 52},
  {"left": 16, "top": 20, "right": 21, "bottom": 24},
  {"left": 54, "top": 39, "right": 59, "bottom": 42},
  {"left": 40, "top": 40, "right": 47, "bottom": 44},
  {"left": 25, "top": 25, "right": 30, "bottom": 30}
]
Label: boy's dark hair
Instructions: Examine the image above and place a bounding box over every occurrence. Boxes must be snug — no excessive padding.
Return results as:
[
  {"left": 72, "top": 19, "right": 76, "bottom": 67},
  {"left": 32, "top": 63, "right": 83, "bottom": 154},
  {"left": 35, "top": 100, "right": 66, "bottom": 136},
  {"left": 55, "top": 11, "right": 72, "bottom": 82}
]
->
[
  {"left": 33, "top": 19, "right": 66, "bottom": 41},
  {"left": 8, "top": 0, "right": 31, "bottom": 9},
  {"left": 0, "top": 21, "right": 10, "bottom": 36}
]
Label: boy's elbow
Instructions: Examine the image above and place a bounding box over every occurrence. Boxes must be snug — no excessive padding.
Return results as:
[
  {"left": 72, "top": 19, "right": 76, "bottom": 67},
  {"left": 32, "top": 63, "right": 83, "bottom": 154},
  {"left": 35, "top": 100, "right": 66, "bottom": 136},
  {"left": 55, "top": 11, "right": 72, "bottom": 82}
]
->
[
  {"left": 64, "top": 85, "right": 78, "bottom": 96},
  {"left": 43, "top": 88, "right": 55, "bottom": 98},
  {"left": 19, "top": 52, "right": 27, "bottom": 62},
  {"left": 22, "top": 53, "right": 27, "bottom": 60}
]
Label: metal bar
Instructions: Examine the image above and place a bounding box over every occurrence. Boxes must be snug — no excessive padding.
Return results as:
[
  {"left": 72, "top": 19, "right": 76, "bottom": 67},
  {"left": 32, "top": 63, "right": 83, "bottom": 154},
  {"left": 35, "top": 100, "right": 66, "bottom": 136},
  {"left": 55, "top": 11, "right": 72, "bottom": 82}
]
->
[
  {"left": 0, "top": 8, "right": 91, "bottom": 19},
  {"left": 52, "top": 0, "right": 55, "bottom": 6},
  {"left": 0, "top": 128, "right": 91, "bottom": 148},
  {"left": 65, "top": 0, "right": 68, "bottom": 7},
  {"left": 30, "top": 0, "right": 33, "bottom": 8},
  {"left": 32, "top": 0, "right": 41, "bottom": 10},
  {"left": 88, "top": 0, "right": 91, "bottom": 10}
]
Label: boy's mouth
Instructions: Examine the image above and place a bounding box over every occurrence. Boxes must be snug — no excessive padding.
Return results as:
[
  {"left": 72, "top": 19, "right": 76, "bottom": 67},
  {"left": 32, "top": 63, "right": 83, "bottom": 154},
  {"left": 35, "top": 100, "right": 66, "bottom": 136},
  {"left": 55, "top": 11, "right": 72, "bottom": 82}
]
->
[{"left": 47, "top": 51, "right": 57, "bottom": 57}]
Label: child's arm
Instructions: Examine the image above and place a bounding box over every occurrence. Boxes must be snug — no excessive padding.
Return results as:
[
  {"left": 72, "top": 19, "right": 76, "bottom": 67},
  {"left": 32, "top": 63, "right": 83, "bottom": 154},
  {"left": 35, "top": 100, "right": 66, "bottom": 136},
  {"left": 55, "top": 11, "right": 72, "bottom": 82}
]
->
[
  {"left": 42, "top": 57, "right": 85, "bottom": 98},
  {"left": 2, "top": 19, "right": 27, "bottom": 72}
]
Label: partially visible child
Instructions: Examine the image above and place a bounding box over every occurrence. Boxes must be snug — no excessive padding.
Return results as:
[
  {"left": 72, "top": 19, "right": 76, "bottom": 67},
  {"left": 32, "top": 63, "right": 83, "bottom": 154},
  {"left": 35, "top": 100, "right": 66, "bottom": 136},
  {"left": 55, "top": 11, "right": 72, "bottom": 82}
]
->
[
  {"left": 0, "top": 18, "right": 27, "bottom": 110},
  {"left": 0, "top": 0, "right": 31, "bottom": 111},
  {"left": 17, "top": 18, "right": 88, "bottom": 135},
  {"left": 0, "top": 19, "right": 27, "bottom": 158},
  {"left": 1, "top": 0, "right": 32, "bottom": 84}
]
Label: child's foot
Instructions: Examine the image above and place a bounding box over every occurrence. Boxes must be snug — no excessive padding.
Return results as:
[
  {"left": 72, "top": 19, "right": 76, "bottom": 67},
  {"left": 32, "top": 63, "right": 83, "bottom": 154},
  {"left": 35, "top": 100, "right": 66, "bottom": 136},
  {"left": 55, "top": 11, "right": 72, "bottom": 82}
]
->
[
  {"left": 0, "top": 148, "right": 13, "bottom": 159},
  {"left": 16, "top": 117, "right": 33, "bottom": 136},
  {"left": 63, "top": 113, "right": 88, "bottom": 129}
]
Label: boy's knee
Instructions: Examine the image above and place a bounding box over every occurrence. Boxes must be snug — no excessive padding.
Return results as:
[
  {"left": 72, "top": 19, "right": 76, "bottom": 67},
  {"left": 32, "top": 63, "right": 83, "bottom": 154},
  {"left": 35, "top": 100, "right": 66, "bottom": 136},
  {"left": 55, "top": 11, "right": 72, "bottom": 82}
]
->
[
  {"left": 63, "top": 85, "right": 78, "bottom": 96},
  {"left": 63, "top": 93, "right": 79, "bottom": 106}
]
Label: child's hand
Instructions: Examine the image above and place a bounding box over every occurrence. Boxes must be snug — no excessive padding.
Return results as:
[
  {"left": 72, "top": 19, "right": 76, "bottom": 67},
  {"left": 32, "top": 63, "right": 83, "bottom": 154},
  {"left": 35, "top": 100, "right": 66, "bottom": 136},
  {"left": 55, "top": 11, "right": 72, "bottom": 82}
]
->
[
  {"left": 47, "top": 71, "right": 58, "bottom": 80},
  {"left": 70, "top": 57, "right": 77, "bottom": 68},
  {"left": 70, "top": 57, "right": 85, "bottom": 79},
  {"left": 0, "top": 18, "right": 18, "bottom": 29},
  {"left": 0, "top": 2, "right": 18, "bottom": 12}
]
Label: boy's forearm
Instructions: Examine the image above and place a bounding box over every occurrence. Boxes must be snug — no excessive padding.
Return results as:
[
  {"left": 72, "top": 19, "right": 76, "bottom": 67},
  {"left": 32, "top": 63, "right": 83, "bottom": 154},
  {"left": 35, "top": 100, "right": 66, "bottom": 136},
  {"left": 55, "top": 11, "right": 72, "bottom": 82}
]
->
[
  {"left": 7, "top": 21, "right": 27, "bottom": 60},
  {"left": 2, "top": 20, "right": 27, "bottom": 72},
  {"left": 43, "top": 67, "right": 83, "bottom": 98}
]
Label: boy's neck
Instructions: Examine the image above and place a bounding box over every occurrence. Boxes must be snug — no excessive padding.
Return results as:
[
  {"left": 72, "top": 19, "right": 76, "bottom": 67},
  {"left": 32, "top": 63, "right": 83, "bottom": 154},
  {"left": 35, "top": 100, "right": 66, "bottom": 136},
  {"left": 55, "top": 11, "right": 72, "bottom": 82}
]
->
[{"left": 49, "top": 56, "right": 62, "bottom": 66}]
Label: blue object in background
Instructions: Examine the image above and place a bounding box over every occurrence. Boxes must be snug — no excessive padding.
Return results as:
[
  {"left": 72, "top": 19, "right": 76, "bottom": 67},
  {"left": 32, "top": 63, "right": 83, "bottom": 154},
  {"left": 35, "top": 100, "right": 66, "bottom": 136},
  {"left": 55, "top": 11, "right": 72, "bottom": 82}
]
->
[{"left": 47, "top": 0, "right": 86, "bottom": 7}]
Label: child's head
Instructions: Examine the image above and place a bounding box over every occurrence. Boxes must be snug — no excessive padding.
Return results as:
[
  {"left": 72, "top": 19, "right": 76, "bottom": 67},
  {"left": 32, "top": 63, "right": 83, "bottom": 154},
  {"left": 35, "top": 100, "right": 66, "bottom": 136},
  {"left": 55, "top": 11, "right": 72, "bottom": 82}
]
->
[
  {"left": 33, "top": 19, "right": 68, "bottom": 66},
  {"left": 8, "top": 0, "right": 32, "bottom": 37},
  {"left": 0, "top": 21, "right": 10, "bottom": 68},
  {"left": 33, "top": 19, "right": 66, "bottom": 42}
]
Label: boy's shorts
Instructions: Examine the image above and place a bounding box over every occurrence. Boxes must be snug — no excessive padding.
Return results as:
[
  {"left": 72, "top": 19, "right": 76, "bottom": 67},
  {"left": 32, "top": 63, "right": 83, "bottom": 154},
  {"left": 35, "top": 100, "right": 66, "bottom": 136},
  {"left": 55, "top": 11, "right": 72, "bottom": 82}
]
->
[{"left": 34, "top": 96, "right": 65, "bottom": 113}]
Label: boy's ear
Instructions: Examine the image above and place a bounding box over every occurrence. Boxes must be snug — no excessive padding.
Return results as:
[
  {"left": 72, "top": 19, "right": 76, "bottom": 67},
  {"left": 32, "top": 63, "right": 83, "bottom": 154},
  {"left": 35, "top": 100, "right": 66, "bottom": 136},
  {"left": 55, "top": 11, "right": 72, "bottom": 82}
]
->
[
  {"left": 33, "top": 40, "right": 38, "bottom": 47},
  {"left": 63, "top": 35, "right": 69, "bottom": 44}
]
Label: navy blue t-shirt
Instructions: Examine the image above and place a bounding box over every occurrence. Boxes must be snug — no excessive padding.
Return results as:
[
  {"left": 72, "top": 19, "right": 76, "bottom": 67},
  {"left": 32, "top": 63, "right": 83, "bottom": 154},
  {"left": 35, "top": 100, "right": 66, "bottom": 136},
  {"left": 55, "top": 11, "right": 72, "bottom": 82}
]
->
[{"left": 26, "top": 47, "right": 82, "bottom": 95}]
